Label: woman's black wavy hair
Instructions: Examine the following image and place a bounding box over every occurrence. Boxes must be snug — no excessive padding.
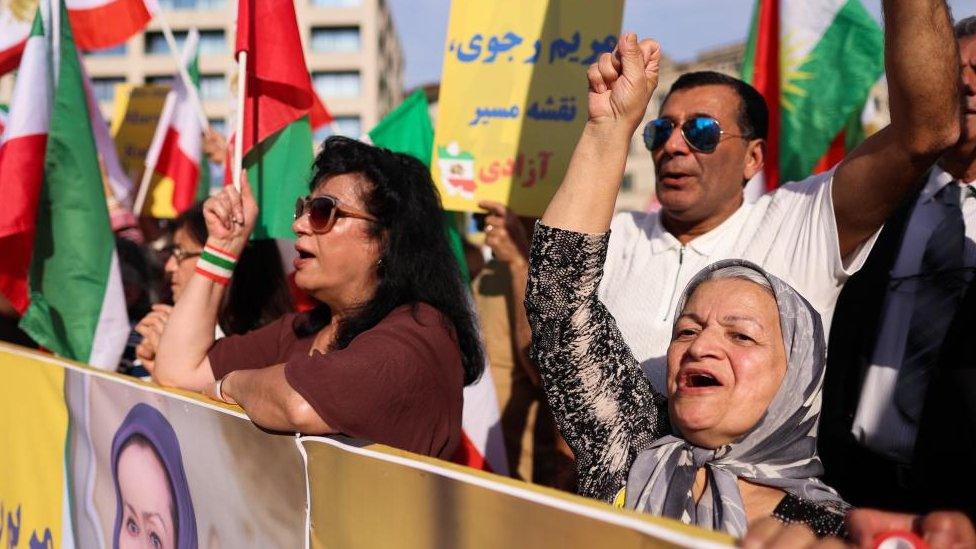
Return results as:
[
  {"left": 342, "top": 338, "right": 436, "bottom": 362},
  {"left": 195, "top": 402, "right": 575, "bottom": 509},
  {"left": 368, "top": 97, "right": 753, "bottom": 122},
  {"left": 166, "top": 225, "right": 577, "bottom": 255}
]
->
[{"left": 294, "top": 136, "right": 485, "bottom": 386}]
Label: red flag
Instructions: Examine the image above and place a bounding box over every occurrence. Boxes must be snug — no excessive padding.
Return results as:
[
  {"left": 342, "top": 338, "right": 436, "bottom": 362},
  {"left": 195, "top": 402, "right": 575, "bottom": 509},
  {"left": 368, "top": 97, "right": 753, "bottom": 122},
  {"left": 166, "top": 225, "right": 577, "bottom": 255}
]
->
[
  {"left": 234, "top": 0, "right": 328, "bottom": 156},
  {"left": 749, "top": 0, "right": 781, "bottom": 190}
]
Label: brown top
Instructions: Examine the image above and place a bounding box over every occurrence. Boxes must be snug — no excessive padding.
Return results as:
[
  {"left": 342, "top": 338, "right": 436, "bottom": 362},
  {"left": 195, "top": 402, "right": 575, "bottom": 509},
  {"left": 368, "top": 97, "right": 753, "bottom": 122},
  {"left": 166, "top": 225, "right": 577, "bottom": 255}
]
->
[{"left": 208, "top": 303, "right": 464, "bottom": 459}]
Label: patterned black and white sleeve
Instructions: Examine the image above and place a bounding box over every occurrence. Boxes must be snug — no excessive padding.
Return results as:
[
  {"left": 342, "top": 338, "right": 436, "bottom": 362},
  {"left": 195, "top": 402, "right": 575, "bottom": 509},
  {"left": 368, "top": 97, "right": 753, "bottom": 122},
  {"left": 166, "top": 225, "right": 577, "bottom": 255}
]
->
[{"left": 524, "top": 222, "right": 669, "bottom": 502}]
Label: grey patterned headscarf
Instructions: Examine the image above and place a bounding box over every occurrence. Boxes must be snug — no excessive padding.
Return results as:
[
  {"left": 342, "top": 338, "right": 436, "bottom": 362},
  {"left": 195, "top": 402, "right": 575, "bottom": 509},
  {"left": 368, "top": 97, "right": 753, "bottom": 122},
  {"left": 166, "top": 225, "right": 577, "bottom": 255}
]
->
[{"left": 624, "top": 259, "right": 843, "bottom": 536}]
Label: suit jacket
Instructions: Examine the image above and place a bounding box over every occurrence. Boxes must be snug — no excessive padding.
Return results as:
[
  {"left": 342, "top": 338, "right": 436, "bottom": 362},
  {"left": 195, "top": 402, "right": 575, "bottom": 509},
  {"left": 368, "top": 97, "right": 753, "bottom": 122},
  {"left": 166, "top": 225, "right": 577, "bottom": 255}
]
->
[{"left": 821, "top": 179, "right": 976, "bottom": 518}]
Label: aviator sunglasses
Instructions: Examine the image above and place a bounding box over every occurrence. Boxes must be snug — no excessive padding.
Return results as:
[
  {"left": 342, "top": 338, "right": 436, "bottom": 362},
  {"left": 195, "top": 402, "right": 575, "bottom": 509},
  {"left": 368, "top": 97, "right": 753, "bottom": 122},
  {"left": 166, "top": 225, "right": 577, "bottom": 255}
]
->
[
  {"left": 643, "top": 115, "right": 750, "bottom": 153},
  {"left": 294, "top": 195, "right": 377, "bottom": 233}
]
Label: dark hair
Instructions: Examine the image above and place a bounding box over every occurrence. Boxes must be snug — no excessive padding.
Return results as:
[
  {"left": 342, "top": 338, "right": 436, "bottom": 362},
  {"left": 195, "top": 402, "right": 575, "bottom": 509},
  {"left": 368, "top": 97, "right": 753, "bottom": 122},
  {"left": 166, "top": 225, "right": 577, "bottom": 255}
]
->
[
  {"left": 116, "top": 235, "right": 153, "bottom": 321},
  {"left": 956, "top": 15, "right": 976, "bottom": 39},
  {"left": 296, "top": 136, "right": 485, "bottom": 386},
  {"left": 664, "top": 71, "right": 769, "bottom": 140},
  {"left": 173, "top": 204, "right": 293, "bottom": 335}
]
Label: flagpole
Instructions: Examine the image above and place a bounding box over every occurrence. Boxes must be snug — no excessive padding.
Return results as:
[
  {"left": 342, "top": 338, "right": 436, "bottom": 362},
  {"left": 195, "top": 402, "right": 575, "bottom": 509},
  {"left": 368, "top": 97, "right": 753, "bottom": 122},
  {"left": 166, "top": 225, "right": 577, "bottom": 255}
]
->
[
  {"left": 132, "top": 154, "right": 155, "bottom": 216},
  {"left": 154, "top": 10, "right": 210, "bottom": 131},
  {"left": 233, "top": 51, "right": 246, "bottom": 192}
]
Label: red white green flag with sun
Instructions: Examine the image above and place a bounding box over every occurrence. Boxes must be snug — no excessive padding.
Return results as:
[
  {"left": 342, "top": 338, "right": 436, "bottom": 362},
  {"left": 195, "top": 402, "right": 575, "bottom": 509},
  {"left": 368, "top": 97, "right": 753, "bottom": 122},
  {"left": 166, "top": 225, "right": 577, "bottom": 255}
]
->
[{"left": 741, "top": 0, "right": 884, "bottom": 189}]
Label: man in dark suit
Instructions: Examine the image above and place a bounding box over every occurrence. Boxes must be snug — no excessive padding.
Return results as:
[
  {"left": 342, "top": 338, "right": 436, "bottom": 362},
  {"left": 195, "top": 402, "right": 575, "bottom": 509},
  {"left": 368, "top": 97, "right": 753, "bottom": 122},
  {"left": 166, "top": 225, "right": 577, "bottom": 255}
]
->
[{"left": 821, "top": 15, "right": 976, "bottom": 519}]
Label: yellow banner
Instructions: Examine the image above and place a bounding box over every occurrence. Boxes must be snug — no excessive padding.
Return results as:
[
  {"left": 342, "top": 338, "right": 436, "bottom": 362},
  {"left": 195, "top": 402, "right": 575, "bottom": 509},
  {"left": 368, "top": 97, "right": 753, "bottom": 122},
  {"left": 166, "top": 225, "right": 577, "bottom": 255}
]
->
[
  {"left": 0, "top": 348, "right": 67, "bottom": 548},
  {"left": 432, "top": 0, "right": 624, "bottom": 217},
  {"left": 0, "top": 343, "right": 730, "bottom": 548}
]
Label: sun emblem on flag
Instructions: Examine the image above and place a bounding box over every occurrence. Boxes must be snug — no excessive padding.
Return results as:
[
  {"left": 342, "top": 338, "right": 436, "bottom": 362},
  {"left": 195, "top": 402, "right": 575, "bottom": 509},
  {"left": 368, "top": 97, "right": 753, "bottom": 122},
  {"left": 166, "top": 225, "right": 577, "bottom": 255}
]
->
[
  {"left": 780, "top": 32, "right": 814, "bottom": 112},
  {"left": 436, "top": 141, "right": 477, "bottom": 200},
  {"left": 2, "top": 0, "right": 37, "bottom": 22}
]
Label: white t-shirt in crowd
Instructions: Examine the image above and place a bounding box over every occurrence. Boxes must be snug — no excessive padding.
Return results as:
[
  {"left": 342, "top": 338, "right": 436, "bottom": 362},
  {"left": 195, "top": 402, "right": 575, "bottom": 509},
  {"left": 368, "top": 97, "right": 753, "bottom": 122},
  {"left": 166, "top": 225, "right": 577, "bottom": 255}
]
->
[{"left": 598, "top": 168, "right": 878, "bottom": 391}]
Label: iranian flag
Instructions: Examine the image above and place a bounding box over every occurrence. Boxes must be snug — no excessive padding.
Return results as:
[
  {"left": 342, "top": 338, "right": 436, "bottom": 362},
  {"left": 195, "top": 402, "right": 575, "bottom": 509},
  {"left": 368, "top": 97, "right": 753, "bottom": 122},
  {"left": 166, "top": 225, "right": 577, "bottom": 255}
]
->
[
  {"left": 66, "top": 0, "right": 154, "bottom": 51},
  {"left": 741, "top": 0, "right": 884, "bottom": 189},
  {"left": 0, "top": 0, "right": 128, "bottom": 369},
  {"left": 0, "top": 0, "right": 153, "bottom": 76},
  {"left": 0, "top": 105, "right": 8, "bottom": 135},
  {"left": 368, "top": 90, "right": 509, "bottom": 476},
  {"left": 142, "top": 29, "right": 207, "bottom": 218},
  {"left": 234, "top": 0, "right": 332, "bottom": 240},
  {"left": 0, "top": 0, "right": 32, "bottom": 74}
]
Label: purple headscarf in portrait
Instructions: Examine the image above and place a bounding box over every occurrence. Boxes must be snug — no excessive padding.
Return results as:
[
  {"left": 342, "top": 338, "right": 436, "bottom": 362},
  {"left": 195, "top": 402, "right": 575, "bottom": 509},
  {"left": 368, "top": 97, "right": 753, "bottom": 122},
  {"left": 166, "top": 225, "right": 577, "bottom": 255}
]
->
[{"left": 110, "top": 403, "right": 198, "bottom": 549}]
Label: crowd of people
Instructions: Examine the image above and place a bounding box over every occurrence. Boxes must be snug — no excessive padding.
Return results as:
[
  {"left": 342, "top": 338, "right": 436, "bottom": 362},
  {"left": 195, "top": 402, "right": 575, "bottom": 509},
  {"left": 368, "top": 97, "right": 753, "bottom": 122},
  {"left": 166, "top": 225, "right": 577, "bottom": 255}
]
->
[{"left": 2, "top": 0, "right": 976, "bottom": 545}]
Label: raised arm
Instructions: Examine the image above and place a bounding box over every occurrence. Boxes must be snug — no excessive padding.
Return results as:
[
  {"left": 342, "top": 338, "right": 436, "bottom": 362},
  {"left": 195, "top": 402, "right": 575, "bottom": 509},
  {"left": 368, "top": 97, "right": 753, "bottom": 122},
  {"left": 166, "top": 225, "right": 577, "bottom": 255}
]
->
[
  {"left": 541, "top": 33, "right": 661, "bottom": 234},
  {"left": 525, "top": 223, "right": 668, "bottom": 502},
  {"left": 833, "top": 0, "right": 960, "bottom": 257},
  {"left": 153, "top": 180, "right": 258, "bottom": 391}
]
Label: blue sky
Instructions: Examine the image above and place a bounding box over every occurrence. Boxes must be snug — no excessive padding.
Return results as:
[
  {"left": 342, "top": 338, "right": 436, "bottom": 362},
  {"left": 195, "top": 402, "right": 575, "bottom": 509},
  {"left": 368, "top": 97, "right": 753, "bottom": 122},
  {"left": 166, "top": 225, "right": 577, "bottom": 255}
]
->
[{"left": 388, "top": 0, "right": 975, "bottom": 90}]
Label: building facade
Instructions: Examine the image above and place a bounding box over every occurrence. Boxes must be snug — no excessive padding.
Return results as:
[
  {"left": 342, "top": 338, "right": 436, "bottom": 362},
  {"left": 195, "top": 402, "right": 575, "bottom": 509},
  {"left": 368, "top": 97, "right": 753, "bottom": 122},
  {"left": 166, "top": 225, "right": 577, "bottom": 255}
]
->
[{"left": 1, "top": 0, "right": 404, "bottom": 142}]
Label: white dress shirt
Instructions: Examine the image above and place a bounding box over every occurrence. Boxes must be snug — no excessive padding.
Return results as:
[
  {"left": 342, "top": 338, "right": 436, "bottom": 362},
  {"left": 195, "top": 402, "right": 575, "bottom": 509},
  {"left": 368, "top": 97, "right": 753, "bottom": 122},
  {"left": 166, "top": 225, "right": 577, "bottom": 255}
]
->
[
  {"left": 599, "top": 168, "right": 878, "bottom": 391},
  {"left": 852, "top": 167, "right": 976, "bottom": 464}
]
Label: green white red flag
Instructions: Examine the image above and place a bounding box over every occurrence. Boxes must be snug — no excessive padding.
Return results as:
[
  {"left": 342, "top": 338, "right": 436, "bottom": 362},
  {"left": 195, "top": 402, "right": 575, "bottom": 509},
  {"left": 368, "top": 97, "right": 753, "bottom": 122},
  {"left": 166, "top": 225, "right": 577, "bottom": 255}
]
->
[
  {"left": 0, "top": 0, "right": 128, "bottom": 368},
  {"left": 741, "top": 0, "right": 884, "bottom": 188},
  {"left": 142, "top": 29, "right": 208, "bottom": 218},
  {"left": 1, "top": 0, "right": 154, "bottom": 75},
  {"left": 233, "top": 0, "right": 333, "bottom": 240}
]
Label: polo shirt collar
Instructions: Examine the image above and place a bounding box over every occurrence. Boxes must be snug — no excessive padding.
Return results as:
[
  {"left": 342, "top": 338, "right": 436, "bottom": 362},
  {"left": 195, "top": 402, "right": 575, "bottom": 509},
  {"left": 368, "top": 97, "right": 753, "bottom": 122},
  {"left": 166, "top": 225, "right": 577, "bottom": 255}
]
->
[{"left": 649, "top": 198, "right": 750, "bottom": 256}]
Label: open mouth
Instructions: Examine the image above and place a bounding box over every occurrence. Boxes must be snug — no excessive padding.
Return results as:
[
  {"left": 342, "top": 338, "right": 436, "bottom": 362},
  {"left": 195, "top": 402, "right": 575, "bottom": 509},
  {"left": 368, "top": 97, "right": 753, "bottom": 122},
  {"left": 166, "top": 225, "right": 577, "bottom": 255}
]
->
[
  {"left": 679, "top": 370, "right": 723, "bottom": 389},
  {"left": 297, "top": 249, "right": 314, "bottom": 259}
]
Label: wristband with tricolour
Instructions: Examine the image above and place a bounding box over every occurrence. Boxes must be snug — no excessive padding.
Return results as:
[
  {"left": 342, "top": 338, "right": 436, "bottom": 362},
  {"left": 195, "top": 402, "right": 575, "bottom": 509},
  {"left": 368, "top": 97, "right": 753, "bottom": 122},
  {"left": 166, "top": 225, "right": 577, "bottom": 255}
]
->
[{"left": 195, "top": 244, "right": 238, "bottom": 285}]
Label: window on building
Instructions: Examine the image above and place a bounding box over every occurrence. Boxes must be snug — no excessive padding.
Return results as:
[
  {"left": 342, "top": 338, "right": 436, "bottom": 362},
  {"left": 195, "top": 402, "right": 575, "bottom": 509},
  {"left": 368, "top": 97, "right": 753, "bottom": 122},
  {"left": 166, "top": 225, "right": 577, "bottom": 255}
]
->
[
  {"left": 207, "top": 118, "right": 227, "bottom": 136},
  {"left": 146, "top": 30, "right": 223, "bottom": 55},
  {"left": 145, "top": 31, "right": 185, "bottom": 55},
  {"left": 311, "top": 27, "right": 360, "bottom": 53},
  {"left": 92, "top": 77, "right": 126, "bottom": 102},
  {"left": 145, "top": 75, "right": 174, "bottom": 87},
  {"left": 310, "top": 0, "right": 360, "bottom": 7},
  {"left": 313, "top": 116, "right": 361, "bottom": 142},
  {"left": 198, "top": 30, "right": 226, "bottom": 54},
  {"left": 312, "top": 71, "right": 360, "bottom": 99},
  {"left": 158, "top": 0, "right": 226, "bottom": 9},
  {"left": 87, "top": 43, "right": 126, "bottom": 56},
  {"left": 198, "top": 75, "right": 227, "bottom": 100}
]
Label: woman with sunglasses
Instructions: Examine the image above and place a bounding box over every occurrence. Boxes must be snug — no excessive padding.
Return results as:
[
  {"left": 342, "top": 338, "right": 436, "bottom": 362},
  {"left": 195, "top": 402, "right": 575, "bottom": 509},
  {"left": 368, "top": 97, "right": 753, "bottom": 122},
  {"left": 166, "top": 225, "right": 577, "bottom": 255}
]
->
[{"left": 152, "top": 136, "right": 484, "bottom": 459}]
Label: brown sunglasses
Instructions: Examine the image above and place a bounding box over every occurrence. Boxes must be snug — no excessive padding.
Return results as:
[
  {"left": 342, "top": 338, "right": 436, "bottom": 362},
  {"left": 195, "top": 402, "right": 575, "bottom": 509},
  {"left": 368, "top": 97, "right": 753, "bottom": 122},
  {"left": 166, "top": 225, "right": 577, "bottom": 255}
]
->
[{"left": 294, "top": 195, "right": 377, "bottom": 233}]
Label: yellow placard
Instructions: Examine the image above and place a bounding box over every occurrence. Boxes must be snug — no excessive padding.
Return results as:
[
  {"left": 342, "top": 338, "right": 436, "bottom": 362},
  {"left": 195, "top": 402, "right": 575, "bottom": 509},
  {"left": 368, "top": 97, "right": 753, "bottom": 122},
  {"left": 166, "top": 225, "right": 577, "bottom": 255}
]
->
[
  {"left": 110, "top": 84, "right": 171, "bottom": 216},
  {"left": 432, "top": 0, "right": 624, "bottom": 217}
]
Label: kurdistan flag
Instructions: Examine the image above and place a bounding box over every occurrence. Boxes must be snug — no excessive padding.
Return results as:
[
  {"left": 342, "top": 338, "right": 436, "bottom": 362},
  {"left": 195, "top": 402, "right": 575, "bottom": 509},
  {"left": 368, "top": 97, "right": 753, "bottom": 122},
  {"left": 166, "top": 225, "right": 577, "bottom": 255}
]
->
[
  {"left": 0, "top": 0, "right": 128, "bottom": 368},
  {"left": 143, "top": 29, "right": 209, "bottom": 218},
  {"left": 741, "top": 0, "right": 884, "bottom": 188},
  {"left": 235, "top": 0, "right": 332, "bottom": 240},
  {"left": 368, "top": 90, "right": 509, "bottom": 476}
]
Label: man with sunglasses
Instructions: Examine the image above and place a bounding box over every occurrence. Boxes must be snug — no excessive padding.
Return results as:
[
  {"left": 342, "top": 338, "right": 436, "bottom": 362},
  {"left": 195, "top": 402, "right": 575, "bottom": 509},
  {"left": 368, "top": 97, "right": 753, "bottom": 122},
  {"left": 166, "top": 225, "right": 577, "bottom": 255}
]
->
[{"left": 537, "top": 0, "right": 959, "bottom": 392}]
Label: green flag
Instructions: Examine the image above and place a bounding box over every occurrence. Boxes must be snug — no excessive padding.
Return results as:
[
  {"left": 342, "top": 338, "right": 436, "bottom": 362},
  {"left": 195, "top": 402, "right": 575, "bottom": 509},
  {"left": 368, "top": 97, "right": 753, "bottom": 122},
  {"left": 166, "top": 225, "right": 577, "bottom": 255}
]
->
[
  {"left": 187, "top": 42, "right": 211, "bottom": 203},
  {"left": 19, "top": 0, "right": 128, "bottom": 368}
]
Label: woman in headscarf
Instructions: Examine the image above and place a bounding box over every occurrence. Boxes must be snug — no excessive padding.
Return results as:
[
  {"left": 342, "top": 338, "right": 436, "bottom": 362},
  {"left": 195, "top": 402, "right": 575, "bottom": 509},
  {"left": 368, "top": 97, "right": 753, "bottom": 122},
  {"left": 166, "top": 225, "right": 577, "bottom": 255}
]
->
[
  {"left": 111, "top": 403, "right": 197, "bottom": 549},
  {"left": 524, "top": 223, "right": 848, "bottom": 538}
]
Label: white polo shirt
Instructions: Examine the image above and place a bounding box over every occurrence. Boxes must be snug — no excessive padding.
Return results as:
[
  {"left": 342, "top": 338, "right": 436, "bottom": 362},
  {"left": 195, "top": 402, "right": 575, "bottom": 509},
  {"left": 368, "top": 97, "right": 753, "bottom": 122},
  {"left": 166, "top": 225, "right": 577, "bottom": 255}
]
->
[{"left": 598, "top": 168, "right": 877, "bottom": 391}]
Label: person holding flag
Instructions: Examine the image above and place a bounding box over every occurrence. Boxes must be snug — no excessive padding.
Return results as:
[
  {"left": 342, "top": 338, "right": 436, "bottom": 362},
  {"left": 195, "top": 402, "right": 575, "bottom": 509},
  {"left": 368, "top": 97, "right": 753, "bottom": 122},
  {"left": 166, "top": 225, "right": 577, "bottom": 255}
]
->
[
  {"left": 535, "top": 0, "right": 959, "bottom": 396},
  {"left": 151, "top": 136, "right": 485, "bottom": 459}
]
